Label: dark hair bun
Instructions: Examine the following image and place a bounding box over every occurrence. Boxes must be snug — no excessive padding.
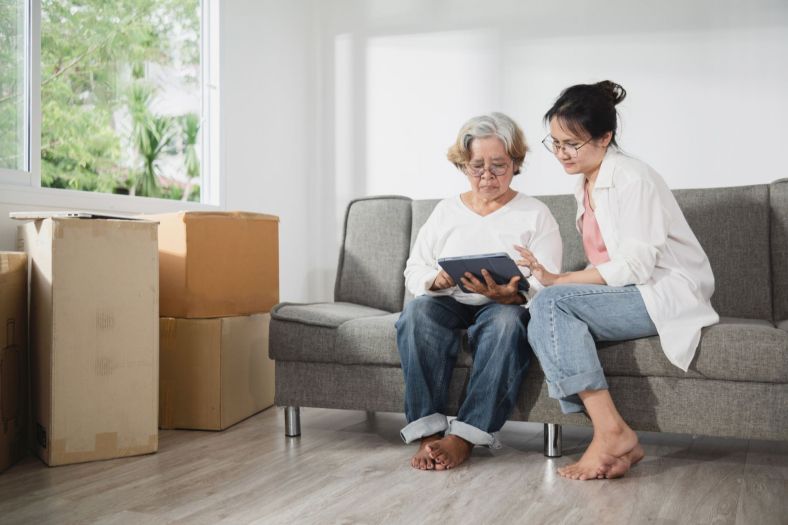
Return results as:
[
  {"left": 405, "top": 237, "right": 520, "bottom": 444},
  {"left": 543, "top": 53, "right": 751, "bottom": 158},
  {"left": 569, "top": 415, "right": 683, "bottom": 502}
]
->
[{"left": 595, "top": 81, "right": 626, "bottom": 106}]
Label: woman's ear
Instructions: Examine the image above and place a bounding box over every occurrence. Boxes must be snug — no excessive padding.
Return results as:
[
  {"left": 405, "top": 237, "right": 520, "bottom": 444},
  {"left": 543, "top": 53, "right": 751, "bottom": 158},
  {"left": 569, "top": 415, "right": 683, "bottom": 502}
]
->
[{"left": 599, "top": 131, "right": 613, "bottom": 148}]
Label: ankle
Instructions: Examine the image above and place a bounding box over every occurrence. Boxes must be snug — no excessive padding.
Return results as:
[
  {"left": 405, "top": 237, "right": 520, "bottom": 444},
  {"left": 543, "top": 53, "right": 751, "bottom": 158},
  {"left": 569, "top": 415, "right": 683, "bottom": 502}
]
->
[
  {"left": 447, "top": 434, "right": 473, "bottom": 450},
  {"left": 594, "top": 421, "right": 631, "bottom": 439}
]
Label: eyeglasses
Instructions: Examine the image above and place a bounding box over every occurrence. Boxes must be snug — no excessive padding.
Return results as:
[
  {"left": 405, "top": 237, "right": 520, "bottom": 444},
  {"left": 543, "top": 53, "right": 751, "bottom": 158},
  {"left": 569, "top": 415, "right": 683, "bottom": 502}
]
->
[
  {"left": 541, "top": 135, "right": 592, "bottom": 158},
  {"left": 464, "top": 161, "right": 511, "bottom": 178}
]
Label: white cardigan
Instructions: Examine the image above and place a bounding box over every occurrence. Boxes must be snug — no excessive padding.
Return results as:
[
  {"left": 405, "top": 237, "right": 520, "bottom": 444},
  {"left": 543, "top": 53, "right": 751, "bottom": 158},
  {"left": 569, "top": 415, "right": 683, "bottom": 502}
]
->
[{"left": 579, "top": 148, "right": 719, "bottom": 371}]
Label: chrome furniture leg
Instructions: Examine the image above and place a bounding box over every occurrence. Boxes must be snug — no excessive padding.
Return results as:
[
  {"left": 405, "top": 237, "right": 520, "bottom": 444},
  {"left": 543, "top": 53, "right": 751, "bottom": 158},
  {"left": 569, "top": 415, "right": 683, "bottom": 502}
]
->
[
  {"left": 285, "top": 406, "right": 301, "bottom": 437},
  {"left": 544, "top": 423, "right": 562, "bottom": 457}
]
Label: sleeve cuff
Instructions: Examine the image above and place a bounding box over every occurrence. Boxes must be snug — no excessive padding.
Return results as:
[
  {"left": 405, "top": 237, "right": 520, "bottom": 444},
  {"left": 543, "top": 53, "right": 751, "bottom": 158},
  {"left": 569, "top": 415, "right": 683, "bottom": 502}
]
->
[
  {"left": 596, "top": 259, "right": 633, "bottom": 287},
  {"left": 419, "top": 270, "right": 455, "bottom": 296}
]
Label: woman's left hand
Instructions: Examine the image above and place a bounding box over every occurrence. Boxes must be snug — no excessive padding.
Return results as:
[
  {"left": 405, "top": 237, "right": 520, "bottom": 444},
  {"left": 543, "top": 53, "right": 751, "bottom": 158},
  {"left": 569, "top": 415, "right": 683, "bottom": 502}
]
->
[{"left": 460, "top": 269, "right": 524, "bottom": 305}]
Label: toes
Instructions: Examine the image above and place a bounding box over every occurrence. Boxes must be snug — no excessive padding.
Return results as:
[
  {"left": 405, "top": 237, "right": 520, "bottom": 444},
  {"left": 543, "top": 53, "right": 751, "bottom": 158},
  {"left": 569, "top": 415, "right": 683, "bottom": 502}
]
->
[{"left": 430, "top": 449, "right": 449, "bottom": 464}]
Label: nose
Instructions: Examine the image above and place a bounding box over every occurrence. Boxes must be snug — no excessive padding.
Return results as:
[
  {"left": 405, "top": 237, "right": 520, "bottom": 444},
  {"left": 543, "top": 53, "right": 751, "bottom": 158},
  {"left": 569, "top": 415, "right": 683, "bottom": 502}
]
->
[
  {"left": 556, "top": 146, "right": 572, "bottom": 160},
  {"left": 479, "top": 170, "right": 497, "bottom": 182}
]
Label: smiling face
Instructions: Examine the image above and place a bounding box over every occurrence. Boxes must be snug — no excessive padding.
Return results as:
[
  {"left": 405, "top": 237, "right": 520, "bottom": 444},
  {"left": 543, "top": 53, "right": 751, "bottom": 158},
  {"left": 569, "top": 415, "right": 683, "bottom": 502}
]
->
[
  {"left": 548, "top": 117, "right": 612, "bottom": 180},
  {"left": 465, "top": 136, "right": 514, "bottom": 201}
]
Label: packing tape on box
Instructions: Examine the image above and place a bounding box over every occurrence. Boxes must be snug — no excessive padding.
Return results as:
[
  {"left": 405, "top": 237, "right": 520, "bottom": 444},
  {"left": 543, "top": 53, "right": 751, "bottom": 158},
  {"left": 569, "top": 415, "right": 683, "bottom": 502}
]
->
[{"left": 50, "top": 432, "right": 158, "bottom": 465}]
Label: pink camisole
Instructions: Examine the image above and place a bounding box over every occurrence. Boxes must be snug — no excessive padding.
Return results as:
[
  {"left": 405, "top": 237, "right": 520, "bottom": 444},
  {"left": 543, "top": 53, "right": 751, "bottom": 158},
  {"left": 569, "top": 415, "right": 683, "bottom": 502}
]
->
[{"left": 582, "top": 186, "right": 610, "bottom": 266}]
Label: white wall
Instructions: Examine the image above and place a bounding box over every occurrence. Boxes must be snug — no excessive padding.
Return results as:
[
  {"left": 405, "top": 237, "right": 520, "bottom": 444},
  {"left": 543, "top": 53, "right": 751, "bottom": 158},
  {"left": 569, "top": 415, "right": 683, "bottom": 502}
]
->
[
  {"left": 2, "top": 0, "right": 787, "bottom": 305},
  {"left": 312, "top": 0, "right": 788, "bottom": 301}
]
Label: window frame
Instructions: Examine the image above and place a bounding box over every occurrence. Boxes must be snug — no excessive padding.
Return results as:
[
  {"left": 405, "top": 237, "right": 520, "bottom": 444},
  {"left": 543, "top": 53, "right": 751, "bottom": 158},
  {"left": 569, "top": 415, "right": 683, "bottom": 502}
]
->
[{"left": 0, "top": 0, "right": 224, "bottom": 213}]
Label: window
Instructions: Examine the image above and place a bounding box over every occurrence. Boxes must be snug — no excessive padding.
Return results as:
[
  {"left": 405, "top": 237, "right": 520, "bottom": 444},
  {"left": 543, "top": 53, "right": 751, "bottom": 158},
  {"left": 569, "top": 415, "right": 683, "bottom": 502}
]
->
[{"left": 0, "top": 0, "right": 219, "bottom": 205}]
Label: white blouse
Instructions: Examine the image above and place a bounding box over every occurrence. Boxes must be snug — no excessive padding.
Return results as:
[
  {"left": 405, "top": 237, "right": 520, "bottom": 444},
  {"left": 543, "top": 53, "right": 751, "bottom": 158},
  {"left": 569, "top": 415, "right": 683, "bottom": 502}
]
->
[
  {"left": 405, "top": 192, "right": 563, "bottom": 306},
  {"left": 578, "top": 148, "right": 719, "bottom": 370}
]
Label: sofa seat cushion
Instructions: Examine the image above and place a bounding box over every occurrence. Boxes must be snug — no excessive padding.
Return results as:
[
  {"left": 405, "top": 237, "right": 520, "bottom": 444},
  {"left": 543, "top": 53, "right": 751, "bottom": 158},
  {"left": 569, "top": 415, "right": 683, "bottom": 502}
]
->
[
  {"left": 271, "top": 302, "right": 390, "bottom": 327},
  {"left": 269, "top": 302, "right": 390, "bottom": 362},
  {"left": 598, "top": 318, "right": 788, "bottom": 383},
  {"left": 335, "top": 314, "right": 474, "bottom": 367},
  {"left": 270, "top": 303, "right": 476, "bottom": 367}
]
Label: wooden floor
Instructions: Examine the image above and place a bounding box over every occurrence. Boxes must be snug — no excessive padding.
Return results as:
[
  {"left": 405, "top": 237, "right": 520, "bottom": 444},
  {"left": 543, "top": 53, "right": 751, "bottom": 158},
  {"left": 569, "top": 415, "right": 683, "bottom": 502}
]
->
[{"left": 0, "top": 407, "right": 786, "bottom": 524}]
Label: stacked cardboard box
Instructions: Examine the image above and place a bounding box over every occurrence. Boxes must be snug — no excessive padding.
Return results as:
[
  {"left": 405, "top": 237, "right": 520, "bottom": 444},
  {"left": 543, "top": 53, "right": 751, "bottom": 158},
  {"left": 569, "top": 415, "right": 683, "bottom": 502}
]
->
[
  {"left": 152, "top": 212, "right": 279, "bottom": 431},
  {"left": 0, "top": 252, "right": 28, "bottom": 472},
  {"left": 22, "top": 218, "right": 159, "bottom": 466}
]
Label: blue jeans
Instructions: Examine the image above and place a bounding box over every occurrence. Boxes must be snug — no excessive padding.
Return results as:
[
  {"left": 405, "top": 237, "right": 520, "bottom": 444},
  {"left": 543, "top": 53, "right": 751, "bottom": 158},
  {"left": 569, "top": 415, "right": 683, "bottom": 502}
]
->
[
  {"left": 527, "top": 284, "right": 658, "bottom": 413},
  {"left": 395, "top": 295, "right": 532, "bottom": 447}
]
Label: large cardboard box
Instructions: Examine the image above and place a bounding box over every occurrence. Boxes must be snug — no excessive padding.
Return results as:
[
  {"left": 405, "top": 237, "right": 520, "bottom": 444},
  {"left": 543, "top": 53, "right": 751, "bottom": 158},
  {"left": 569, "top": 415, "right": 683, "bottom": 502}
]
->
[
  {"left": 159, "top": 313, "right": 274, "bottom": 430},
  {"left": 151, "top": 212, "right": 279, "bottom": 318},
  {"left": 23, "top": 218, "right": 159, "bottom": 466},
  {"left": 0, "top": 252, "right": 28, "bottom": 473}
]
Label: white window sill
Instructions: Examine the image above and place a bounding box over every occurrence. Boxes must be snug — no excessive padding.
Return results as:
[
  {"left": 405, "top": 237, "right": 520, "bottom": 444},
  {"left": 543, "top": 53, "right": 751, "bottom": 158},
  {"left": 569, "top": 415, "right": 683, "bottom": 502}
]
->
[{"left": 0, "top": 183, "right": 222, "bottom": 214}]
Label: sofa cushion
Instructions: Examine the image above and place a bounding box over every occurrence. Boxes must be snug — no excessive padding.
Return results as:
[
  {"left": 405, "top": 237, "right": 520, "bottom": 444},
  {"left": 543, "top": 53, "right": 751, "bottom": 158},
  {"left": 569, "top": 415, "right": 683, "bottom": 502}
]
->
[
  {"left": 674, "top": 185, "right": 772, "bottom": 320},
  {"left": 271, "top": 302, "right": 388, "bottom": 327},
  {"left": 597, "top": 318, "right": 788, "bottom": 383},
  {"left": 335, "top": 313, "right": 474, "bottom": 367},
  {"left": 335, "top": 196, "right": 413, "bottom": 313},
  {"left": 269, "top": 302, "right": 390, "bottom": 362}
]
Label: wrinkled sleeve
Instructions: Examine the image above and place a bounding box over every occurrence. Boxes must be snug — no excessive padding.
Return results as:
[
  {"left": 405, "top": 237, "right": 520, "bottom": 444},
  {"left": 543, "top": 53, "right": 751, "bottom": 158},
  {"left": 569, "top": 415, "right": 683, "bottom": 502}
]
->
[
  {"left": 524, "top": 209, "right": 563, "bottom": 300},
  {"left": 404, "top": 206, "right": 454, "bottom": 297},
  {"left": 595, "top": 178, "right": 669, "bottom": 287}
]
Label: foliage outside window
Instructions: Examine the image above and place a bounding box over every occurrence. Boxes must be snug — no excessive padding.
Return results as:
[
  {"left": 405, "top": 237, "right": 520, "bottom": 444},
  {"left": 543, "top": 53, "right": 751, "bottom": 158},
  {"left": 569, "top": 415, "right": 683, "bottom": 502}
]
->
[
  {"left": 39, "top": 0, "right": 202, "bottom": 201},
  {"left": 0, "top": 0, "right": 27, "bottom": 172}
]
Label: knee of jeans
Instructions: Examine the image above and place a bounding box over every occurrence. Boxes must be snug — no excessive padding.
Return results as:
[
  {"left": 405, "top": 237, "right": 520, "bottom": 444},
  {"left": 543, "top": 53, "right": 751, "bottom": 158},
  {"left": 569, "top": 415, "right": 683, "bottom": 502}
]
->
[
  {"left": 398, "top": 296, "right": 430, "bottom": 325},
  {"left": 489, "top": 307, "right": 528, "bottom": 337}
]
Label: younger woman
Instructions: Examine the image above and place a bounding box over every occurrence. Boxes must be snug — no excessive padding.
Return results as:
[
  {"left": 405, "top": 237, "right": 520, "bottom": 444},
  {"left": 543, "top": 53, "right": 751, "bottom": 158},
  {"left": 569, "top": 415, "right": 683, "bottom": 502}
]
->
[{"left": 519, "top": 81, "right": 719, "bottom": 480}]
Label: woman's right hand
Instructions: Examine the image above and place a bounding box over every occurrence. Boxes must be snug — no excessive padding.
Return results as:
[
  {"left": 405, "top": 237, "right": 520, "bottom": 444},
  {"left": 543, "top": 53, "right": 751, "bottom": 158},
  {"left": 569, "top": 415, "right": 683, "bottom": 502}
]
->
[
  {"left": 430, "top": 270, "right": 456, "bottom": 291},
  {"left": 515, "top": 245, "right": 559, "bottom": 286}
]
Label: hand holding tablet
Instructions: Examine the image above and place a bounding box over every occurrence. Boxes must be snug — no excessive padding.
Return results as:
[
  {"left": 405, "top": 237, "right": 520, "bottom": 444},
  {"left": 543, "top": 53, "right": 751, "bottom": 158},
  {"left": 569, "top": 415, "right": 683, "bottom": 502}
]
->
[{"left": 438, "top": 252, "right": 530, "bottom": 294}]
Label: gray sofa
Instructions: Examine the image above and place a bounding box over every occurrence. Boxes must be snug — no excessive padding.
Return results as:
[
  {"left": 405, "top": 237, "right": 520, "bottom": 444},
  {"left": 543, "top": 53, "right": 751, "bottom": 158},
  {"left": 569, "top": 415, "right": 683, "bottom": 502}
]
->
[{"left": 269, "top": 180, "right": 788, "bottom": 455}]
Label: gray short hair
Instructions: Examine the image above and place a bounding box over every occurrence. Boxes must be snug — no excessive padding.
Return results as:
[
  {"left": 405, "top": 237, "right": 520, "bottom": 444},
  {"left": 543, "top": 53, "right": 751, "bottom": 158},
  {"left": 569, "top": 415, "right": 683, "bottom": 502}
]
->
[{"left": 447, "top": 112, "right": 528, "bottom": 175}]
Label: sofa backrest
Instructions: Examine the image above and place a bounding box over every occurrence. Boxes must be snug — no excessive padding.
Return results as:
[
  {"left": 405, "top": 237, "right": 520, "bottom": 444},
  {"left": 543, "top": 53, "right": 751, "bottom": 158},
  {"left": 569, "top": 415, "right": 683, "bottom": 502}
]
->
[
  {"left": 403, "top": 184, "right": 775, "bottom": 320},
  {"left": 334, "top": 196, "right": 412, "bottom": 312},
  {"left": 771, "top": 179, "right": 788, "bottom": 323},
  {"left": 673, "top": 184, "right": 772, "bottom": 320}
]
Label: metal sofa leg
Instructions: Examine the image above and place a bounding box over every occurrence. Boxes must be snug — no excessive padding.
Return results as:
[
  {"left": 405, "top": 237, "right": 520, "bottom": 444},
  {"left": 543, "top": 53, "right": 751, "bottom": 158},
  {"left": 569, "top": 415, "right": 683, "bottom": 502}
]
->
[
  {"left": 285, "top": 406, "right": 301, "bottom": 437},
  {"left": 544, "top": 423, "right": 562, "bottom": 457}
]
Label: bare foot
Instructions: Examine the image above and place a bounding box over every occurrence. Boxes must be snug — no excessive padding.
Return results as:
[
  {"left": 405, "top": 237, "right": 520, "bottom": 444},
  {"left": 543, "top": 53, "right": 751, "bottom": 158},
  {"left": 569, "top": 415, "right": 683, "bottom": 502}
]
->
[
  {"left": 410, "top": 434, "right": 443, "bottom": 470},
  {"left": 558, "top": 426, "right": 639, "bottom": 481},
  {"left": 426, "top": 435, "right": 473, "bottom": 470},
  {"left": 604, "top": 444, "right": 645, "bottom": 479}
]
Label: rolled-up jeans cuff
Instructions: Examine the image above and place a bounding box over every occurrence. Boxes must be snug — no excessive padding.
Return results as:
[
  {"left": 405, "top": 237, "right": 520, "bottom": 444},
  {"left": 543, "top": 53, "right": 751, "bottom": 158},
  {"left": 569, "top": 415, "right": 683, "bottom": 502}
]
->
[
  {"left": 547, "top": 368, "right": 608, "bottom": 400},
  {"left": 448, "top": 420, "right": 501, "bottom": 449},
  {"left": 559, "top": 396, "right": 585, "bottom": 414},
  {"left": 400, "top": 413, "right": 448, "bottom": 444}
]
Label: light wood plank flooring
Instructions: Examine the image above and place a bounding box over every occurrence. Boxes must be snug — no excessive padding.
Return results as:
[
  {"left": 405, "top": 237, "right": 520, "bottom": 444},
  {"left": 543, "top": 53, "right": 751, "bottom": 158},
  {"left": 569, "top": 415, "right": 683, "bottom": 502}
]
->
[{"left": 0, "top": 407, "right": 786, "bottom": 524}]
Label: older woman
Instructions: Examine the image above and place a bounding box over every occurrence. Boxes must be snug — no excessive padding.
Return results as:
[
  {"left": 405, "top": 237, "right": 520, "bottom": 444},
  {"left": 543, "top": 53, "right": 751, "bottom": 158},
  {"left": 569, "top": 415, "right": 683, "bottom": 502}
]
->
[{"left": 396, "top": 112, "right": 562, "bottom": 471}]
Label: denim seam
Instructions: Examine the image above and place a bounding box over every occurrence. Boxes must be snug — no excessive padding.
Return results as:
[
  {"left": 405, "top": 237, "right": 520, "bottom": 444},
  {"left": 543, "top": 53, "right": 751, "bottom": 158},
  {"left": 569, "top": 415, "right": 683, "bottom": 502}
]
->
[{"left": 548, "top": 296, "right": 562, "bottom": 391}]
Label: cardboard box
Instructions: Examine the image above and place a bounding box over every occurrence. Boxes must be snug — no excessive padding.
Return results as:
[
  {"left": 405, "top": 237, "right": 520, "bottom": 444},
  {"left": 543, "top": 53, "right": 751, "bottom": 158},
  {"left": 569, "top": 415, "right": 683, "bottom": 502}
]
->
[
  {"left": 150, "top": 211, "right": 279, "bottom": 318},
  {"left": 23, "top": 218, "right": 159, "bottom": 466},
  {"left": 159, "top": 313, "right": 274, "bottom": 430},
  {"left": 0, "top": 252, "right": 28, "bottom": 473}
]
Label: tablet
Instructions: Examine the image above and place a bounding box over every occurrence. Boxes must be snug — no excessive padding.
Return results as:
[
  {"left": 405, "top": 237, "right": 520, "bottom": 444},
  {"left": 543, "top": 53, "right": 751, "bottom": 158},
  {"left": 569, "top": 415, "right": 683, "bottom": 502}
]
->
[{"left": 438, "top": 252, "right": 529, "bottom": 294}]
